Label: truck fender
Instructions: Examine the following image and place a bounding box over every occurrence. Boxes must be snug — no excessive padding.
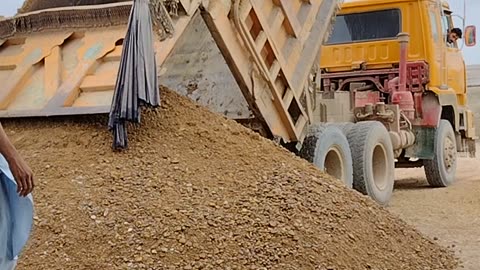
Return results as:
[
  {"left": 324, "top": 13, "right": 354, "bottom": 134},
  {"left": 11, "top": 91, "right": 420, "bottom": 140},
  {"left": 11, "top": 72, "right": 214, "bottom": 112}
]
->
[{"left": 436, "top": 92, "right": 460, "bottom": 132}]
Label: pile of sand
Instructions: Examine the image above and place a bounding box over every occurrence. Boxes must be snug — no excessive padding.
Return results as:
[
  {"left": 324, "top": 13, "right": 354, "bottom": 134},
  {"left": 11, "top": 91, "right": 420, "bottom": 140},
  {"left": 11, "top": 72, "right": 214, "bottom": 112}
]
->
[{"left": 5, "top": 88, "right": 457, "bottom": 269}]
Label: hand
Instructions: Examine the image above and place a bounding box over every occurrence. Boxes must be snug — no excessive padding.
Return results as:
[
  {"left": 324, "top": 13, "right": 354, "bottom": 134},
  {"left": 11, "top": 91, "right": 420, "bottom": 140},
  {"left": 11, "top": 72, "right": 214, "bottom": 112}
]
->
[{"left": 7, "top": 154, "right": 34, "bottom": 197}]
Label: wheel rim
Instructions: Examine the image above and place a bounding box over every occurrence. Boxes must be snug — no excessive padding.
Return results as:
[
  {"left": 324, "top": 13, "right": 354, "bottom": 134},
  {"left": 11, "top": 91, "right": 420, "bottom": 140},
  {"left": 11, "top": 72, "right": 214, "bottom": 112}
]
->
[
  {"left": 324, "top": 146, "right": 345, "bottom": 183},
  {"left": 372, "top": 143, "right": 388, "bottom": 190},
  {"left": 443, "top": 135, "right": 456, "bottom": 173}
]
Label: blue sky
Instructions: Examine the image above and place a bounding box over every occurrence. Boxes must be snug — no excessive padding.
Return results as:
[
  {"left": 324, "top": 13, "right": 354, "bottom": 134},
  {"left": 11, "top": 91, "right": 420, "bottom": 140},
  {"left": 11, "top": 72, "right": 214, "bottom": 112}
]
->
[
  {"left": 0, "top": 0, "right": 478, "bottom": 64},
  {"left": 0, "top": 1, "right": 22, "bottom": 17}
]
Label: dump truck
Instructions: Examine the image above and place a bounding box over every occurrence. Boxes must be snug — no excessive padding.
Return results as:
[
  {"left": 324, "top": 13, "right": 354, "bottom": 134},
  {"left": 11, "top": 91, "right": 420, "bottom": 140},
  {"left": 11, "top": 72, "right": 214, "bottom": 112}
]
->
[
  {"left": 318, "top": 0, "right": 477, "bottom": 203},
  {"left": 0, "top": 0, "right": 475, "bottom": 205}
]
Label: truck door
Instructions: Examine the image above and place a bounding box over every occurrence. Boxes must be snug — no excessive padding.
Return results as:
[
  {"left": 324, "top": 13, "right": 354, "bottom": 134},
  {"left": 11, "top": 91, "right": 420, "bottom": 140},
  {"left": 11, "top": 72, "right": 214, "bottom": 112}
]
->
[{"left": 441, "top": 9, "right": 467, "bottom": 105}]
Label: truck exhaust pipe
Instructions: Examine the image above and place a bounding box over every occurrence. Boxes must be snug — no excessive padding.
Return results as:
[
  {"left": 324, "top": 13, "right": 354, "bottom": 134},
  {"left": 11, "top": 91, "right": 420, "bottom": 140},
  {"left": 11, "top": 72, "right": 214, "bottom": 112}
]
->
[
  {"left": 397, "top": 32, "right": 409, "bottom": 93},
  {"left": 391, "top": 32, "right": 415, "bottom": 120}
]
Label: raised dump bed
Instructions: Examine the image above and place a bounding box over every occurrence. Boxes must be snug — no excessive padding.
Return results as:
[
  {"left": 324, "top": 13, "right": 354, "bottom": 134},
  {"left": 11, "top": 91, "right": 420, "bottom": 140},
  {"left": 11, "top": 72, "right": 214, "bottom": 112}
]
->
[{"left": 0, "top": 0, "right": 341, "bottom": 146}]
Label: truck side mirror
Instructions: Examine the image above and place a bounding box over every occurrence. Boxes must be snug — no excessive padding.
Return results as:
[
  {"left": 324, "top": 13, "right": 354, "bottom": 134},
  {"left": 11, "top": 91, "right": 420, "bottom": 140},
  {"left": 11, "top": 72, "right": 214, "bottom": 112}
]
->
[{"left": 464, "top": 25, "right": 476, "bottom": 47}]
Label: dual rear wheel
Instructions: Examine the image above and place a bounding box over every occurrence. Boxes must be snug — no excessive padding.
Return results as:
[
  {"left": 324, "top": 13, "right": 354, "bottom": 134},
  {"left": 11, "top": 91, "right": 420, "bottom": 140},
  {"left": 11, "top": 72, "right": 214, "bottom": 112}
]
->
[
  {"left": 300, "top": 121, "right": 394, "bottom": 205},
  {"left": 300, "top": 120, "right": 458, "bottom": 206}
]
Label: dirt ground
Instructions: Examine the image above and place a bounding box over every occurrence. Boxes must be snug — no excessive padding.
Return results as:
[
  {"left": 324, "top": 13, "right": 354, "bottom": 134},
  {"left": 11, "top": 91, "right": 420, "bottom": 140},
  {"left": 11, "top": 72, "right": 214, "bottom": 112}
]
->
[{"left": 389, "top": 146, "right": 480, "bottom": 270}]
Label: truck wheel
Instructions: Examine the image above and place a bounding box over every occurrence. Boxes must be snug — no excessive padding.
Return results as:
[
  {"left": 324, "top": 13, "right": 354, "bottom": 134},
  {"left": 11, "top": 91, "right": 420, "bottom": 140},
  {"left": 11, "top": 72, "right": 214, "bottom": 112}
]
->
[
  {"left": 326, "top": 122, "right": 355, "bottom": 136},
  {"left": 424, "top": 120, "right": 457, "bottom": 187},
  {"left": 347, "top": 121, "right": 395, "bottom": 205},
  {"left": 300, "top": 125, "right": 353, "bottom": 188}
]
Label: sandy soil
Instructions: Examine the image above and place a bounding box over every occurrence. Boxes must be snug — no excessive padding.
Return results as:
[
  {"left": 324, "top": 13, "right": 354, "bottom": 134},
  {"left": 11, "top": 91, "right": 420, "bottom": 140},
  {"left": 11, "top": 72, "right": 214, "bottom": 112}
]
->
[
  {"left": 390, "top": 148, "right": 480, "bottom": 270},
  {"left": 2, "top": 88, "right": 457, "bottom": 270}
]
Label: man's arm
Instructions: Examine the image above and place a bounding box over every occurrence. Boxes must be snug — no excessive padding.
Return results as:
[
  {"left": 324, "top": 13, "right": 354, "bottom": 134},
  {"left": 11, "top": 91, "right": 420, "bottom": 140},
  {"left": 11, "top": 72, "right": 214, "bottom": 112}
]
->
[{"left": 0, "top": 123, "right": 34, "bottom": 197}]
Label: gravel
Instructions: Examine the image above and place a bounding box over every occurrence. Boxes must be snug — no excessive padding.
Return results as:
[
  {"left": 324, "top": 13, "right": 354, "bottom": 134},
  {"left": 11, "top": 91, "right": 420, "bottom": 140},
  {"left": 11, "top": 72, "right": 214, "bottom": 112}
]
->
[{"left": 3, "top": 87, "right": 458, "bottom": 270}]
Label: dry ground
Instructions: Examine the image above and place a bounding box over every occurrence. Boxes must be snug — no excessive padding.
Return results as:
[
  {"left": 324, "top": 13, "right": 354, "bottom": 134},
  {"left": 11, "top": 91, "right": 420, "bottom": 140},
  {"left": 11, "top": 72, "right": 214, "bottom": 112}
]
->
[
  {"left": 390, "top": 147, "right": 480, "bottom": 270},
  {"left": 393, "top": 80, "right": 480, "bottom": 268}
]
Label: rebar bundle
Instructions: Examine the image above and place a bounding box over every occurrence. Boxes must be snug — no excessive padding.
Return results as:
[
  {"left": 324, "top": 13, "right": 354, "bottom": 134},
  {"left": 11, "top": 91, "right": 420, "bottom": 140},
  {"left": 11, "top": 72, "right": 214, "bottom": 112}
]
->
[{"left": 108, "top": 0, "right": 161, "bottom": 150}]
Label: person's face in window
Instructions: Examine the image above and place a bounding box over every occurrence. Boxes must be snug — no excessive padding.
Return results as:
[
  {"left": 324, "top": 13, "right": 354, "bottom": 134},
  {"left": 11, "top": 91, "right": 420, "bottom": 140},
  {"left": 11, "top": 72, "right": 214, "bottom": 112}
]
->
[{"left": 448, "top": 31, "right": 459, "bottom": 43}]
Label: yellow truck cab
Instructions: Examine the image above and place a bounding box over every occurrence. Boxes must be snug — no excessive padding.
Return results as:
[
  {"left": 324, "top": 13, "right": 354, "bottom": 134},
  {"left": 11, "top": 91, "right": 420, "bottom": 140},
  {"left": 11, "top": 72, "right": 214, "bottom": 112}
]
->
[{"left": 318, "top": 0, "right": 477, "bottom": 199}]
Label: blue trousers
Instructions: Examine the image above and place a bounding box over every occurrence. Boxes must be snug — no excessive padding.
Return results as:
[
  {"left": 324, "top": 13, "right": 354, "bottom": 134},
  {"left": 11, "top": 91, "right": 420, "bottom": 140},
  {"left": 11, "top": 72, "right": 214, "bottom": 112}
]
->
[
  {"left": 0, "top": 258, "right": 16, "bottom": 270},
  {"left": 0, "top": 175, "right": 16, "bottom": 270},
  {"left": 0, "top": 154, "right": 34, "bottom": 270}
]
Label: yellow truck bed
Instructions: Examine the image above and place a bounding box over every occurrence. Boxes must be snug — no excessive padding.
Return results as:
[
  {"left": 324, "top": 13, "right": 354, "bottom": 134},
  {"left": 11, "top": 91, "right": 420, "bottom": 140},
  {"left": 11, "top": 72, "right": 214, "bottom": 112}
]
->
[{"left": 0, "top": 0, "right": 341, "bottom": 144}]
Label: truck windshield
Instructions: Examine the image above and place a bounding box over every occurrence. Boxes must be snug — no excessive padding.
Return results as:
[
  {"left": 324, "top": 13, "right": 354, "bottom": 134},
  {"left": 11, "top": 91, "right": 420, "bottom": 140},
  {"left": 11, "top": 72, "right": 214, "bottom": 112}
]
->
[{"left": 325, "top": 9, "right": 401, "bottom": 45}]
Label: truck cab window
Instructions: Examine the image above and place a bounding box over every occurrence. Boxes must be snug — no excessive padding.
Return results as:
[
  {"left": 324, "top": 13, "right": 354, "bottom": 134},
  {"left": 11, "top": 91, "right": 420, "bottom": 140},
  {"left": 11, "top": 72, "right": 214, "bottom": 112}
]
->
[
  {"left": 325, "top": 9, "right": 401, "bottom": 45},
  {"left": 443, "top": 10, "right": 458, "bottom": 48}
]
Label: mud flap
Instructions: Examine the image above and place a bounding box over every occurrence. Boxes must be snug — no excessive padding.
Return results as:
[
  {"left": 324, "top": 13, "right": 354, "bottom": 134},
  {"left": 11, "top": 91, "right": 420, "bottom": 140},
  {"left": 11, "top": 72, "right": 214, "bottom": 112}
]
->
[{"left": 405, "top": 126, "right": 436, "bottom": 159}]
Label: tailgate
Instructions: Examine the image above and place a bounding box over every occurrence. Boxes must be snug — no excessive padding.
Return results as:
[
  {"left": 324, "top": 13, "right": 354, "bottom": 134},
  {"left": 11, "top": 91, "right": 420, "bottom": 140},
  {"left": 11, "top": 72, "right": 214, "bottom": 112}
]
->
[{"left": 0, "top": 1, "right": 177, "bottom": 117}]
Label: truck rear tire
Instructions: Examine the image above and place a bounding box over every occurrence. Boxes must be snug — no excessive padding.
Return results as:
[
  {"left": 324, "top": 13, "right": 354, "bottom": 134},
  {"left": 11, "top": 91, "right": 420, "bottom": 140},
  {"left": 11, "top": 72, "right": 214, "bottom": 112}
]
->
[
  {"left": 326, "top": 122, "right": 355, "bottom": 136},
  {"left": 300, "top": 125, "right": 353, "bottom": 188},
  {"left": 347, "top": 121, "right": 395, "bottom": 205},
  {"left": 424, "top": 120, "right": 457, "bottom": 187}
]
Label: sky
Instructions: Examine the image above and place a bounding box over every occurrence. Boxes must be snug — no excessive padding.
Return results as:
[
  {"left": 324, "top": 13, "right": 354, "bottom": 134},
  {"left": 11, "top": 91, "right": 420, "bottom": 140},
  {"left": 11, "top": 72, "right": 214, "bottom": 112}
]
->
[
  {"left": 0, "top": 1, "right": 22, "bottom": 17},
  {"left": 448, "top": 0, "right": 480, "bottom": 65},
  {"left": 0, "top": 0, "right": 478, "bottom": 64}
]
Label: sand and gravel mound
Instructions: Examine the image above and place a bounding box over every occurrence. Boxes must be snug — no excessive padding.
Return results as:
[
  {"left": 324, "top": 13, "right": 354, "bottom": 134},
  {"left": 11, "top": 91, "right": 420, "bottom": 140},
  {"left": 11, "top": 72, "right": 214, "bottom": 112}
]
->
[{"left": 4, "top": 88, "right": 457, "bottom": 270}]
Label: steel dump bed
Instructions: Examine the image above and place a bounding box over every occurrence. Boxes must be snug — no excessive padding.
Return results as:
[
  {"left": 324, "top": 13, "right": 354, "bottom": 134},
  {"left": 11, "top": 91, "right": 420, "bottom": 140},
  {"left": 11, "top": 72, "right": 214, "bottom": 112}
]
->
[{"left": 0, "top": 0, "right": 341, "bottom": 143}]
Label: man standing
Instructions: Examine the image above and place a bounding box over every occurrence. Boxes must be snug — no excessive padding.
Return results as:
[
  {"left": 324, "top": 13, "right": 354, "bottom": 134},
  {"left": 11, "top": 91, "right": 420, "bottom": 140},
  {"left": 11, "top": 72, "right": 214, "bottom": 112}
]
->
[{"left": 0, "top": 123, "right": 34, "bottom": 270}]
